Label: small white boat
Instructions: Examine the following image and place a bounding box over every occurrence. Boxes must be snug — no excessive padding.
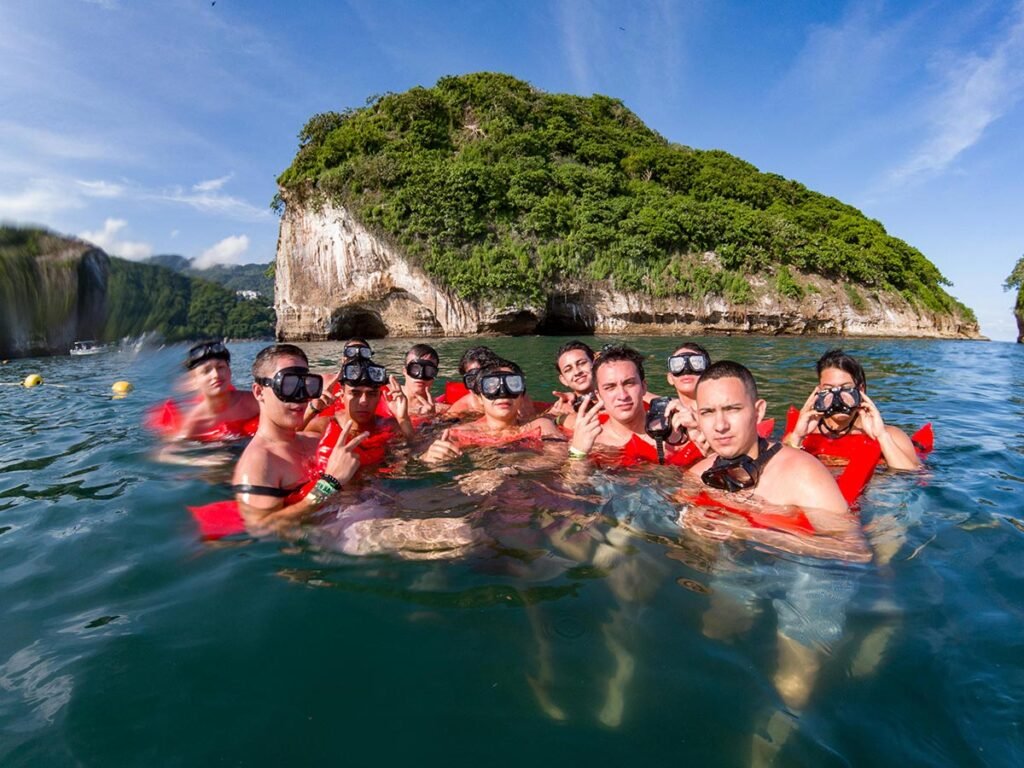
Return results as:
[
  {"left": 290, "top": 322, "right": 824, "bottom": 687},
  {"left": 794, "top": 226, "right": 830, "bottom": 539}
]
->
[{"left": 70, "top": 340, "right": 109, "bottom": 356}]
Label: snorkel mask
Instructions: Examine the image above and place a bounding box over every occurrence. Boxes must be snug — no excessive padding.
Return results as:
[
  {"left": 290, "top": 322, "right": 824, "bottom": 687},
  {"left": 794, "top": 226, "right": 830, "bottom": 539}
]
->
[
  {"left": 342, "top": 344, "right": 373, "bottom": 361},
  {"left": 813, "top": 385, "right": 862, "bottom": 437},
  {"left": 645, "top": 396, "right": 688, "bottom": 463},
  {"left": 668, "top": 352, "right": 710, "bottom": 376},
  {"left": 701, "top": 437, "right": 781, "bottom": 492},
  {"left": 405, "top": 359, "right": 438, "bottom": 381},
  {"left": 255, "top": 366, "right": 324, "bottom": 403},
  {"left": 186, "top": 340, "right": 230, "bottom": 370},
  {"left": 341, "top": 360, "right": 387, "bottom": 388},
  {"left": 475, "top": 372, "right": 526, "bottom": 400}
]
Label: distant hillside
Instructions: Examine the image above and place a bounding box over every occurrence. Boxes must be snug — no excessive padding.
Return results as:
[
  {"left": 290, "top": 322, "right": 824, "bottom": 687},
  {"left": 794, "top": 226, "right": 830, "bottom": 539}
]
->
[
  {"left": 278, "top": 72, "right": 974, "bottom": 327},
  {"left": 146, "top": 254, "right": 275, "bottom": 297},
  {"left": 0, "top": 226, "right": 275, "bottom": 358}
]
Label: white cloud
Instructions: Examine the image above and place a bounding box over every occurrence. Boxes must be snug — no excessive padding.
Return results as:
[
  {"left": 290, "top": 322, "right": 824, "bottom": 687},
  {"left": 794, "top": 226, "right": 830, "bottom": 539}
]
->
[
  {"left": 78, "top": 218, "right": 152, "bottom": 260},
  {"left": 888, "top": 3, "right": 1024, "bottom": 185},
  {"left": 152, "top": 186, "right": 271, "bottom": 222},
  {"left": 76, "top": 179, "right": 125, "bottom": 198},
  {"left": 192, "top": 173, "right": 233, "bottom": 192},
  {"left": 0, "top": 178, "right": 85, "bottom": 219},
  {"left": 194, "top": 234, "right": 250, "bottom": 269}
]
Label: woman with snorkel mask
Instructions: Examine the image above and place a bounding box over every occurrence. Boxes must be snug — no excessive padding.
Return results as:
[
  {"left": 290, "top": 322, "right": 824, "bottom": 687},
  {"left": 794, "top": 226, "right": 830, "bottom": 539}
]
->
[{"left": 784, "top": 349, "right": 921, "bottom": 470}]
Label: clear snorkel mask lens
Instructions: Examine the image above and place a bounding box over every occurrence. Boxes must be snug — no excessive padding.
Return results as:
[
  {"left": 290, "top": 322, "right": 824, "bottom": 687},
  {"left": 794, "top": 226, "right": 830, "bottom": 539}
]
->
[
  {"left": 476, "top": 373, "right": 526, "bottom": 400},
  {"left": 668, "top": 353, "right": 709, "bottom": 376},
  {"left": 343, "top": 344, "right": 373, "bottom": 361},
  {"left": 405, "top": 359, "right": 438, "bottom": 381},
  {"left": 342, "top": 361, "right": 387, "bottom": 387},
  {"left": 813, "top": 385, "right": 862, "bottom": 417}
]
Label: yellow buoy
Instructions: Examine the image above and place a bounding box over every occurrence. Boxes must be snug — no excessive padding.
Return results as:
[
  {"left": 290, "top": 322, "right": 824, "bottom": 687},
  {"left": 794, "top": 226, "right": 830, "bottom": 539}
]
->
[
  {"left": 112, "top": 380, "right": 134, "bottom": 397},
  {"left": 23, "top": 373, "right": 43, "bottom": 388}
]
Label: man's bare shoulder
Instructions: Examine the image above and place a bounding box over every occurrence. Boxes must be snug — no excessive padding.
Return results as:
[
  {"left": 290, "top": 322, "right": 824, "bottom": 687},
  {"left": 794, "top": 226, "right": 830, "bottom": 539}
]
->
[{"left": 233, "top": 436, "right": 274, "bottom": 485}]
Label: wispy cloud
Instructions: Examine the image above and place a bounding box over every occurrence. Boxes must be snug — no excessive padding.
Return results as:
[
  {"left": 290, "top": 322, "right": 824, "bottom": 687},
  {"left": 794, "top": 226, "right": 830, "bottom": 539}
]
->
[
  {"left": 195, "top": 234, "right": 250, "bottom": 269},
  {"left": 888, "top": 2, "right": 1024, "bottom": 185},
  {"left": 192, "top": 173, "right": 233, "bottom": 193},
  {"left": 78, "top": 218, "right": 152, "bottom": 260},
  {"left": 0, "top": 178, "right": 86, "bottom": 219},
  {"left": 152, "top": 185, "right": 271, "bottom": 222}
]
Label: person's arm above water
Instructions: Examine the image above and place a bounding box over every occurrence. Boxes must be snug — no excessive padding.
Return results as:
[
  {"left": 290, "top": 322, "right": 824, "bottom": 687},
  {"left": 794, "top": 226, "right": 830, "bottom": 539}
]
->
[
  {"left": 384, "top": 375, "right": 415, "bottom": 440},
  {"left": 233, "top": 424, "right": 368, "bottom": 533},
  {"left": 857, "top": 393, "right": 922, "bottom": 470}
]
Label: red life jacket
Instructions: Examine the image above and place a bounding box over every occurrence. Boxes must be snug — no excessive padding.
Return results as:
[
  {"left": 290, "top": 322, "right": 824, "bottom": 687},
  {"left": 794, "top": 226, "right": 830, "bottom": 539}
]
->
[
  {"left": 145, "top": 399, "right": 258, "bottom": 442},
  {"left": 687, "top": 490, "right": 817, "bottom": 535}
]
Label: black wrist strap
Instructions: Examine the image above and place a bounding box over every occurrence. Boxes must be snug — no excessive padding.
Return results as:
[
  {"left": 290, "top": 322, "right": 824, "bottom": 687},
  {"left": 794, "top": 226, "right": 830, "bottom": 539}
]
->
[{"left": 319, "top": 472, "right": 342, "bottom": 491}]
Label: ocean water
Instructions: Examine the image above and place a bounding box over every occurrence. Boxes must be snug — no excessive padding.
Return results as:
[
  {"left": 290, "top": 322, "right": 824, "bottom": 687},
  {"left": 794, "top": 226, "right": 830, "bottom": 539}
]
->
[{"left": 0, "top": 336, "right": 1022, "bottom": 768}]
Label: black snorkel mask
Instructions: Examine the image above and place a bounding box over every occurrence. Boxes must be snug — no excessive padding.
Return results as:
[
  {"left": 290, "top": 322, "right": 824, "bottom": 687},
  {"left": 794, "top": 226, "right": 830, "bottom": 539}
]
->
[
  {"left": 405, "top": 359, "right": 438, "bottom": 381},
  {"left": 475, "top": 372, "right": 526, "bottom": 400},
  {"left": 186, "top": 340, "right": 230, "bottom": 370},
  {"left": 813, "top": 385, "right": 862, "bottom": 438},
  {"left": 701, "top": 437, "right": 781, "bottom": 492},
  {"left": 255, "top": 366, "right": 324, "bottom": 403},
  {"left": 668, "top": 353, "right": 710, "bottom": 376},
  {"left": 645, "top": 396, "right": 688, "bottom": 464},
  {"left": 341, "top": 361, "right": 387, "bottom": 388},
  {"left": 343, "top": 344, "right": 373, "bottom": 361}
]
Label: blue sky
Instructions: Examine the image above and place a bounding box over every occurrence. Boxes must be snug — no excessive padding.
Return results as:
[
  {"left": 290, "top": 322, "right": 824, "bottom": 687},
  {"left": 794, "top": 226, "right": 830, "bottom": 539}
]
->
[{"left": 2, "top": 0, "right": 1022, "bottom": 339}]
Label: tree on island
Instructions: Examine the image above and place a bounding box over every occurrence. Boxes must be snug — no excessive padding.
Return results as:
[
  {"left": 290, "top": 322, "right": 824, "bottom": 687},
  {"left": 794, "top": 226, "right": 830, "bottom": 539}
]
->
[{"left": 1005, "top": 253, "right": 1024, "bottom": 343}]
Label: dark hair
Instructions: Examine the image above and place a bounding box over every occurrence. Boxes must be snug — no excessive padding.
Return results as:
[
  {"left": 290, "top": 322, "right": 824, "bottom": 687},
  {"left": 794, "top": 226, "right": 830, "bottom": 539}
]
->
[
  {"left": 186, "top": 339, "right": 230, "bottom": 370},
  {"left": 344, "top": 338, "right": 370, "bottom": 348},
  {"left": 592, "top": 345, "right": 645, "bottom": 382},
  {"left": 816, "top": 349, "right": 866, "bottom": 389},
  {"left": 473, "top": 358, "right": 524, "bottom": 392},
  {"left": 252, "top": 344, "right": 308, "bottom": 379},
  {"left": 458, "top": 345, "right": 497, "bottom": 375},
  {"left": 672, "top": 341, "right": 710, "bottom": 360},
  {"left": 554, "top": 340, "right": 595, "bottom": 371},
  {"left": 407, "top": 343, "right": 439, "bottom": 362},
  {"left": 696, "top": 360, "right": 758, "bottom": 401}
]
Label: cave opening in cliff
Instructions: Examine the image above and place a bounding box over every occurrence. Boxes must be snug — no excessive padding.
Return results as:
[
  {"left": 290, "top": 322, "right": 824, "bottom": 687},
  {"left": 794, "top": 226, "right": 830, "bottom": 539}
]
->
[
  {"left": 536, "top": 296, "right": 597, "bottom": 335},
  {"left": 328, "top": 309, "right": 388, "bottom": 340}
]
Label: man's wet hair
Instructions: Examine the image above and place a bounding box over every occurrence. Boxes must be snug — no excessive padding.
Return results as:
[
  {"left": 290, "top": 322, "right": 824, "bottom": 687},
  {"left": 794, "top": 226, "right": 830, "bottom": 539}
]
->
[
  {"left": 554, "top": 340, "right": 595, "bottom": 371},
  {"left": 816, "top": 349, "right": 866, "bottom": 389},
  {"left": 252, "top": 344, "right": 308, "bottom": 379},
  {"left": 344, "top": 338, "right": 370, "bottom": 348},
  {"left": 473, "top": 357, "right": 524, "bottom": 391},
  {"left": 672, "top": 341, "right": 710, "bottom": 360},
  {"left": 593, "top": 345, "right": 645, "bottom": 382},
  {"left": 407, "top": 343, "right": 439, "bottom": 362},
  {"left": 696, "top": 360, "right": 758, "bottom": 402},
  {"left": 458, "top": 345, "right": 497, "bottom": 375}
]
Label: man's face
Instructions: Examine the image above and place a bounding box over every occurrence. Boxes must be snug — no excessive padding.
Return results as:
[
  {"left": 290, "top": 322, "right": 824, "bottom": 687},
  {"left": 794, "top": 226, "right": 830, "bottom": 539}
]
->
[
  {"left": 404, "top": 352, "right": 438, "bottom": 393},
  {"left": 557, "top": 350, "right": 593, "bottom": 394},
  {"left": 817, "top": 366, "right": 861, "bottom": 428},
  {"left": 695, "top": 376, "right": 766, "bottom": 460},
  {"left": 595, "top": 360, "right": 647, "bottom": 423},
  {"left": 344, "top": 384, "right": 381, "bottom": 427},
  {"left": 666, "top": 346, "right": 702, "bottom": 400},
  {"left": 253, "top": 355, "right": 308, "bottom": 431},
  {"left": 192, "top": 358, "right": 231, "bottom": 397}
]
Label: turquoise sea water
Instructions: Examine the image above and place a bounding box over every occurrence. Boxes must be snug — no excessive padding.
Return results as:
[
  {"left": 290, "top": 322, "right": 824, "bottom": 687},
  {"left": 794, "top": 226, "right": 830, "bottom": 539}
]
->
[{"left": 1, "top": 336, "right": 1022, "bottom": 767}]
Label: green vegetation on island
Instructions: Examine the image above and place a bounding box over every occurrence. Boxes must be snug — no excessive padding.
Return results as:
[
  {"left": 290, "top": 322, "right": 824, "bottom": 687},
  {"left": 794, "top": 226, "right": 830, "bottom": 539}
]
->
[
  {"left": 146, "top": 254, "right": 275, "bottom": 297},
  {"left": 1005, "top": 254, "right": 1024, "bottom": 342},
  {"left": 278, "top": 72, "right": 973, "bottom": 321}
]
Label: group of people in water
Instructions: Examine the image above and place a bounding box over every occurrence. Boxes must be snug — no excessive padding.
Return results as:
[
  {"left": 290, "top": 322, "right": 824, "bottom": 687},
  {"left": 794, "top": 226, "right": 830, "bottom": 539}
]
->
[{"left": 155, "top": 335, "right": 927, "bottom": 758}]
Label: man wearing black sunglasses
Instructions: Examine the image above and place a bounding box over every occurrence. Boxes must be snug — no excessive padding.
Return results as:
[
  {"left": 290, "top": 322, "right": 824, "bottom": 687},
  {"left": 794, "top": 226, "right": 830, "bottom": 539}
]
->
[{"left": 231, "top": 344, "right": 369, "bottom": 532}]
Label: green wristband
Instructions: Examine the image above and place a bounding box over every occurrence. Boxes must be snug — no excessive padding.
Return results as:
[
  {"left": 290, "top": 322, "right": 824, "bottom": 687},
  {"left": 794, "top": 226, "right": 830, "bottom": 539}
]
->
[{"left": 568, "top": 446, "right": 589, "bottom": 459}]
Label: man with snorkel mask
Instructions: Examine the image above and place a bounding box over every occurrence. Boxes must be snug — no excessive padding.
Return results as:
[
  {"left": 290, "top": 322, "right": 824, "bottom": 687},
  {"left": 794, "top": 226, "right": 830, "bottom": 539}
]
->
[
  {"left": 398, "top": 343, "right": 444, "bottom": 417},
  {"left": 683, "top": 361, "right": 870, "bottom": 761},
  {"left": 232, "top": 344, "right": 369, "bottom": 533},
  {"left": 784, "top": 349, "right": 921, "bottom": 470}
]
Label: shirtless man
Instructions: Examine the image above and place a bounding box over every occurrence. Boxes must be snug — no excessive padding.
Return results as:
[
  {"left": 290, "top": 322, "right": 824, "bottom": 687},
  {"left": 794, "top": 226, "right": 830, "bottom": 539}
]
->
[
  {"left": 682, "top": 361, "right": 869, "bottom": 763},
  {"left": 302, "top": 338, "right": 373, "bottom": 429},
  {"left": 665, "top": 341, "right": 710, "bottom": 411},
  {"left": 784, "top": 348, "right": 922, "bottom": 469},
  {"left": 568, "top": 345, "right": 697, "bottom": 466},
  {"left": 400, "top": 343, "right": 443, "bottom": 417},
  {"left": 232, "top": 344, "right": 367, "bottom": 533},
  {"left": 329, "top": 359, "right": 414, "bottom": 443},
  {"left": 171, "top": 340, "right": 260, "bottom": 441},
  {"left": 444, "top": 346, "right": 498, "bottom": 418},
  {"left": 547, "top": 340, "right": 595, "bottom": 431}
]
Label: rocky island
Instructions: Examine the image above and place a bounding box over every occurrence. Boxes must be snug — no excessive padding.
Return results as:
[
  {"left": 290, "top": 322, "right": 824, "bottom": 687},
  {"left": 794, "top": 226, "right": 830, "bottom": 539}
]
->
[{"left": 274, "top": 73, "right": 978, "bottom": 340}]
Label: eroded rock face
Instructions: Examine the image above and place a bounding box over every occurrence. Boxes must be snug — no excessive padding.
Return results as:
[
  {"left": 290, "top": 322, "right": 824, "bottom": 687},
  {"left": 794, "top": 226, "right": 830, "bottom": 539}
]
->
[
  {"left": 1016, "top": 310, "right": 1023, "bottom": 343},
  {"left": 275, "top": 199, "right": 981, "bottom": 340}
]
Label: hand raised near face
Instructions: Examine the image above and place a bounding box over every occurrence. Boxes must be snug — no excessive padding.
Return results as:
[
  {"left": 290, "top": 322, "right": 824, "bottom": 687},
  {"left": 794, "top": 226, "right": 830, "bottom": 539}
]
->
[
  {"left": 785, "top": 387, "right": 823, "bottom": 447},
  {"left": 324, "top": 419, "right": 369, "bottom": 485},
  {"left": 856, "top": 392, "right": 887, "bottom": 441},
  {"left": 384, "top": 375, "right": 409, "bottom": 421},
  {"left": 570, "top": 393, "right": 604, "bottom": 455}
]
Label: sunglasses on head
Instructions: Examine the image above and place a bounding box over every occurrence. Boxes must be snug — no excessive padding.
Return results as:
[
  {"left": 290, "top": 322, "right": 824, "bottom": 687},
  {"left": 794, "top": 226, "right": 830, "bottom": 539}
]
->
[
  {"left": 255, "top": 366, "right": 323, "bottom": 403},
  {"left": 405, "top": 359, "right": 438, "bottom": 381},
  {"left": 701, "top": 439, "right": 781, "bottom": 492},
  {"left": 341, "top": 361, "right": 387, "bottom": 387},
  {"left": 186, "top": 341, "right": 230, "bottom": 370},
  {"left": 343, "top": 344, "right": 373, "bottom": 361},
  {"left": 668, "top": 353, "right": 709, "bottom": 376},
  {"left": 476, "top": 372, "right": 526, "bottom": 400}
]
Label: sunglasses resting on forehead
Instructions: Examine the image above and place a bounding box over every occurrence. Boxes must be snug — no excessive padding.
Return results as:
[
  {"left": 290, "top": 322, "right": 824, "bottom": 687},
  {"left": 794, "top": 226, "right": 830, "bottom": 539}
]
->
[
  {"left": 668, "top": 353, "right": 709, "bottom": 376},
  {"left": 255, "top": 366, "right": 323, "bottom": 403}
]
